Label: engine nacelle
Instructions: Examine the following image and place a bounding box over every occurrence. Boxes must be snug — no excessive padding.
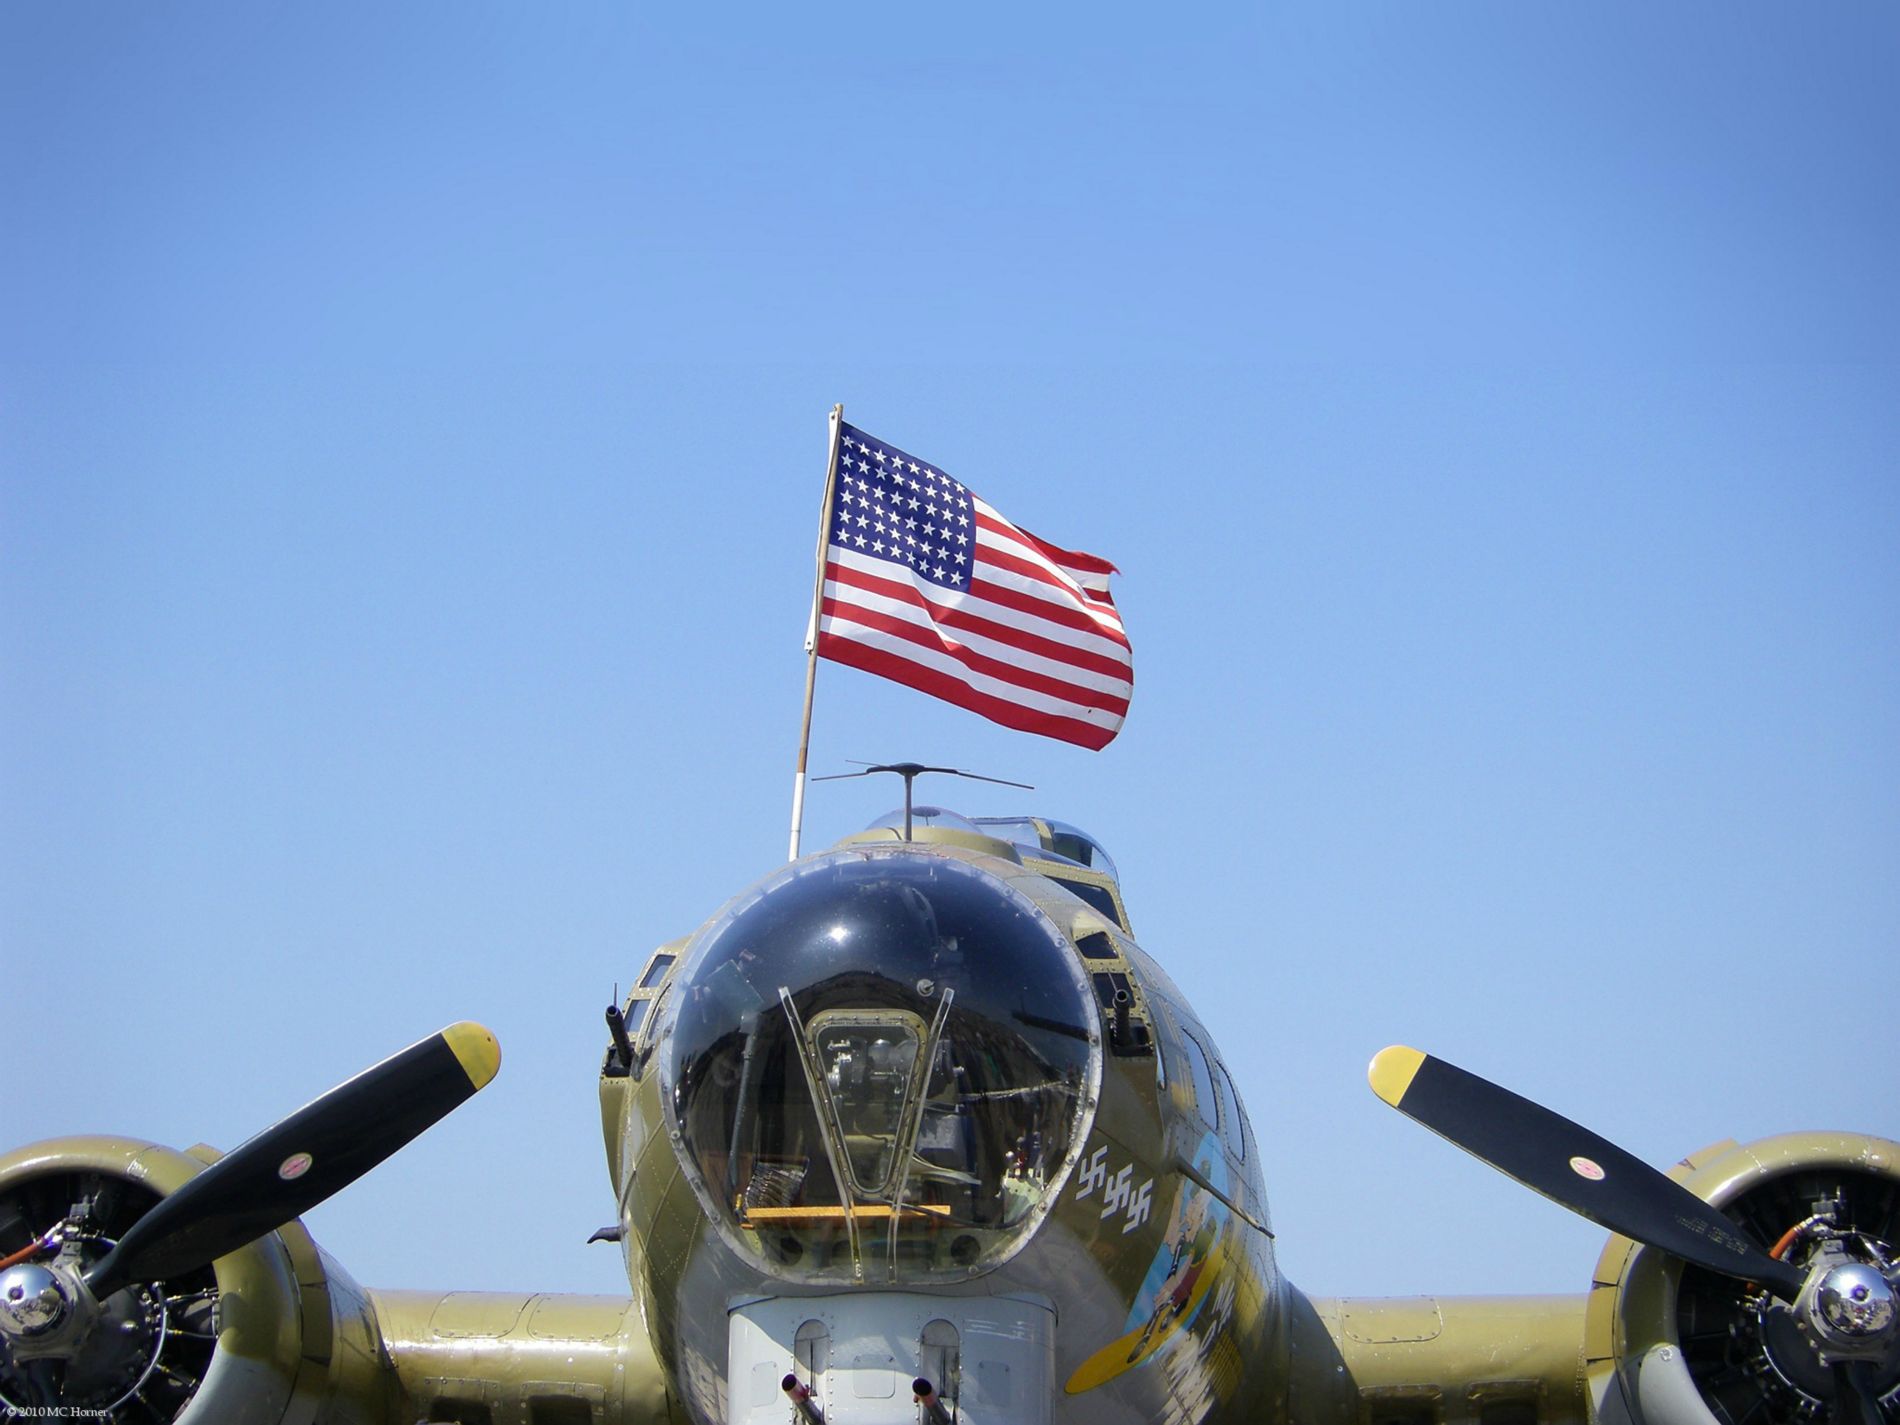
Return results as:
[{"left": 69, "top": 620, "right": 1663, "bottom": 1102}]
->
[
  {"left": 0, "top": 1136, "right": 389, "bottom": 1425},
  {"left": 1585, "top": 1131, "right": 1900, "bottom": 1425}
]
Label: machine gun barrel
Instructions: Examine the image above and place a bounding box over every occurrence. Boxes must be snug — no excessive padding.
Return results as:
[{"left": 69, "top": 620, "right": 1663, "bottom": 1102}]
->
[
  {"left": 781, "top": 1374, "right": 824, "bottom": 1424},
  {"left": 913, "top": 1377, "right": 954, "bottom": 1425}
]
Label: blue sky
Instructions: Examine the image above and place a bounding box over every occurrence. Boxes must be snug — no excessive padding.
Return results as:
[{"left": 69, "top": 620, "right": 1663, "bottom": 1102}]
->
[{"left": 3, "top": 3, "right": 1896, "bottom": 1302}]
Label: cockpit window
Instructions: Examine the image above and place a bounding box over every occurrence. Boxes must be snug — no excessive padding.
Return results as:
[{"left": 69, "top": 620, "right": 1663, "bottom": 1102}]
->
[
  {"left": 659, "top": 849, "right": 1101, "bottom": 1284},
  {"left": 1044, "top": 822, "right": 1116, "bottom": 879},
  {"left": 1049, "top": 876, "right": 1126, "bottom": 931},
  {"left": 969, "top": 816, "right": 1119, "bottom": 881}
]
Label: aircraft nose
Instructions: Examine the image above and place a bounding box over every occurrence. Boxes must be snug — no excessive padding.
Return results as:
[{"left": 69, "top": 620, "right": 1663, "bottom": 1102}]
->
[{"left": 656, "top": 849, "right": 1102, "bottom": 1281}]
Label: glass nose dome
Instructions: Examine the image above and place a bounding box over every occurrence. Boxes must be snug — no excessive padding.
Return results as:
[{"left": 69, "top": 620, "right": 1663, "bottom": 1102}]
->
[{"left": 657, "top": 848, "right": 1101, "bottom": 1282}]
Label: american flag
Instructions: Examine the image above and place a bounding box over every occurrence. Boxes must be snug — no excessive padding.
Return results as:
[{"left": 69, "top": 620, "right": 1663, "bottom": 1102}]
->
[{"left": 816, "top": 423, "right": 1132, "bottom": 749}]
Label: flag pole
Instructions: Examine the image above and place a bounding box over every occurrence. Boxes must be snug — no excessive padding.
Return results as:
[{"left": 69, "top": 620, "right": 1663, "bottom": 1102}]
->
[{"left": 788, "top": 404, "right": 845, "bottom": 861}]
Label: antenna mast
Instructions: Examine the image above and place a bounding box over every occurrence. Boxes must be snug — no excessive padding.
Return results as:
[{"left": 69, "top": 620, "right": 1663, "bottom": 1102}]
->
[{"left": 811, "top": 762, "right": 1033, "bottom": 842}]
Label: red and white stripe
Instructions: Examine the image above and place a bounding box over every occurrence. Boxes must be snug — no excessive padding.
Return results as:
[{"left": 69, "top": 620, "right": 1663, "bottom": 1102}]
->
[{"left": 818, "top": 496, "right": 1132, "bottom": 749}]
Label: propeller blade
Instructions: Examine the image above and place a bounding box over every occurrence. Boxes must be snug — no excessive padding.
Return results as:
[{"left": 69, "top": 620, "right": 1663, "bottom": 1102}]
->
[
  {"left": 85, "top": 1022, "right": 500, "bottom": 1299},
  {"left": 1835, "top": 1361, "right": 1886, "bottom": 1425},
  {"left": 1368, "top": 1045, "right": 1807, "bottom": 1301}
]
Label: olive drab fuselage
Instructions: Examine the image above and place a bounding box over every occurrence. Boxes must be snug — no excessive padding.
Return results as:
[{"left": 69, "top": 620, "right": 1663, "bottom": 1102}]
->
[{"left": 604, "top": 819, "right": 1295, "bottom": 1425}]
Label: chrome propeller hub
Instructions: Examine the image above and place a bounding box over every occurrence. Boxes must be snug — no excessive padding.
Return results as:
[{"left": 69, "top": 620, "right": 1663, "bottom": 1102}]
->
[
  {"left": 0, "top": 1259, "right": 99, "bottom": 1364},
  {"left": 1814, "top": 1262, "right": 1898, "bottom": 1341},
  {"left": 0, "top": 1263, "right": 71, "bottom": 1337}
]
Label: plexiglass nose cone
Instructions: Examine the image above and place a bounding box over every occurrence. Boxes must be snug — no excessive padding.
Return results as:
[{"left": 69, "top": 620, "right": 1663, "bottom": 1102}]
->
[{"left": 659, "top": 849, "right": 1101, "bottom": 1281}]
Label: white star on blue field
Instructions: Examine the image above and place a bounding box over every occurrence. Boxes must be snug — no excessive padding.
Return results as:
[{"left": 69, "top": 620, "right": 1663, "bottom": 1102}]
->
[{"left": 831, "top": 425, "right": 976, "bottom": 589}]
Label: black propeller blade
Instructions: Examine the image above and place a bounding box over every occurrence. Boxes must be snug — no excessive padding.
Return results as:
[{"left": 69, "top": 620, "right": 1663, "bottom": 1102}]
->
[
  {"left": 1837, "top": 1360, "right": 1888, "bottom": 1425},
  {"left": 1368, "top": 1045, "right": 1808, "bottom": 1301},
  {"left": 85, "top": 1022, "right": 500, "bottom": 1300}
]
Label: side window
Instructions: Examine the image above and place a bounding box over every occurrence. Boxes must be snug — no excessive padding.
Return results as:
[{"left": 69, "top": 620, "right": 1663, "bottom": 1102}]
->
[
  {"left": 617, "top": 944, "right": 684, "bottom": 1078},
  {"left": 639, "top": 981, "right": 672, "bottom": 1047},
  {"left": 1179, "top": 1030, "right": 1220, "bottom": 1132},
  {"left": 1215, "top": 1063, "right": 1246, "bottom": 1163},
  {"left": 621, "top": 996, "right": 653, "bottom": 1040}
]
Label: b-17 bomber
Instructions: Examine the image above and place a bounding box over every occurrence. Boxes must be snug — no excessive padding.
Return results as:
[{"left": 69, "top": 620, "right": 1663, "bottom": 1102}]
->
[{"left": 3, "top": 805, "right": 1895, "bottom": 1425}]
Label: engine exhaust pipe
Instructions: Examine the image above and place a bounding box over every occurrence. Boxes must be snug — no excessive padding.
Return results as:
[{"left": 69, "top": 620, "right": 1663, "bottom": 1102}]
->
[
  {"left": 913, "top": 1377, "right": 953, "bottom": 1424},
  {"left": 782, "top": 1373, "right": 824, "bottom": 1424}
]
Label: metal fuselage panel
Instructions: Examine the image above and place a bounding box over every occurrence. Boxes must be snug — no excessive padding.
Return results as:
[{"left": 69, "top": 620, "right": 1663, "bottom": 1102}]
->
[
  {"left": 1295, "top": 1292, "right": 1591, "bottom": 1425},
  {"left": 611, "top": 837, "right": 1289, "bottom": 1425},
  {"left": 728, "top": 1292, "right": 1056, "bottom": 1424}
]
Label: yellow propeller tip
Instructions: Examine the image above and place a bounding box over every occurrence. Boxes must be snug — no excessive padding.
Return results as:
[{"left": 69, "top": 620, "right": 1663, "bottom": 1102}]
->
[
  {"left": 442, "top": 1021, "right": 502, "bottom": 1090},
  {"left": 1368, "top": 1045, "right": 1426, "bottom": 1107}
]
